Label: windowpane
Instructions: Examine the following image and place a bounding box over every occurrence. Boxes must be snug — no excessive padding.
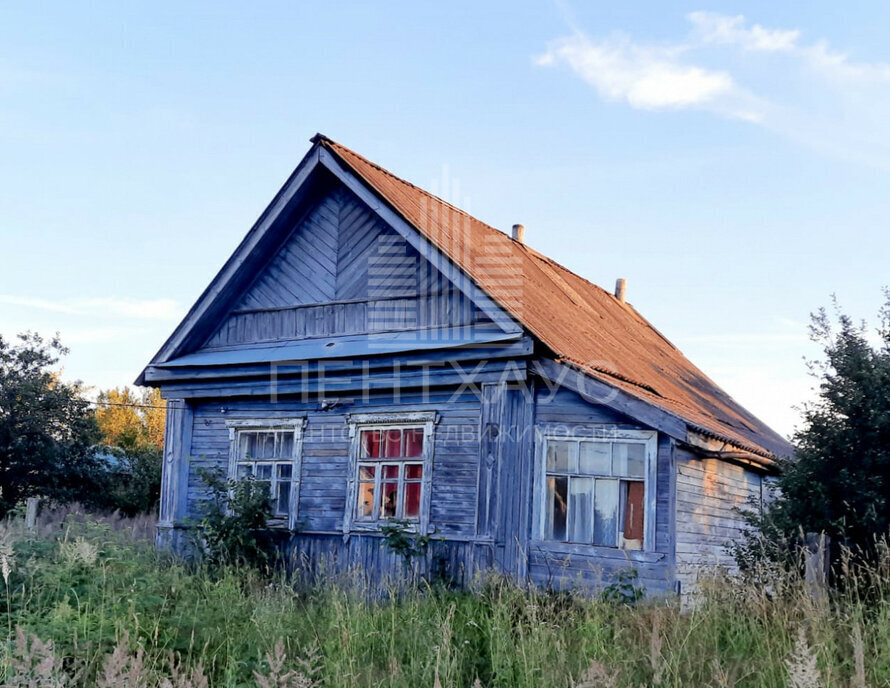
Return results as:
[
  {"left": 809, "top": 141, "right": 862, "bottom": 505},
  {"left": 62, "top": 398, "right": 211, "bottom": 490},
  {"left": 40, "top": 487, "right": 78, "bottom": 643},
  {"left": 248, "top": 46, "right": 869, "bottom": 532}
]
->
[
  {"left": 276, "top": 481, "right": 291, "bottom": 515},
  {"left": 579, "top": 442, "right": 610, "bottom": 475},
  {"left": 380, "top": 480, "right": 399, "bottom": 518},
  {"left": 357, "top": 481, "right": 375, "bottom": 519},
  {"left": 593, "top": 479, "right": 619, "bottom": 547},
  {"left": 383, "top": 464, "right": 400, "bottom": 479},
  {"left": 568, "top": 477, "right": 594, "bottom": 543},
  {"left": 546, "top": 441, "right": 575, "bottom": 473},
  {"left": 622, "top": 481, "right": 645, "bottom": 549},
  {"left": 383, "top": 429, "right": 402, "bottom": 458},
  {"left": 361, "top": 430, "right": 381, "bottom": 458},
  {"left": 278, "top": 433, "right": 294, "bottom": 458},
  {"left": 403, "top": 482, "right": 421, "bottom": 518},
  {"left": 238, "top": 434, "right": 254, "bottom": 460},
  {"left": 254, "top": 433, "right": 276, "bottom": 459},
  {"left": 256, "top": 464, "right": 273, "bottom": 480},
  {"left": 545, "top": 476, "right": 568, "bottom": 541},
  {"left": 237, "top": 464, "right": 251, "bottom": 478},
  {"left": 612, "top": 443, "right": 646, "bottom": 478},
  {"left": 405, "top": 463, "right": 423, "bottom": 480},
  {"left": 404, "top": 428, "right": 424, "bottom": 457},
  {"left": 358, "top": 464, "right": 376, "bottom": 480},
  {"left": 277, "top": 464, "right": 292, "bottom": 480}
]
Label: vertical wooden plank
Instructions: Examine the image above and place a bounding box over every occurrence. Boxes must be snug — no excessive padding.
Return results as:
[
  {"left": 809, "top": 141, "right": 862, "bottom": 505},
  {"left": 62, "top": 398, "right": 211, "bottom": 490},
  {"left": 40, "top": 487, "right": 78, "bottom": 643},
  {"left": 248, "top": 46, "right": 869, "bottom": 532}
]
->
[
  {"left": 290, "top": 419, "right": 308, "bottom": 531},
  {"left": 477, "top": 383, "right": 505, "bottom": 539},
  {"left": 664, "top": 437, "right": 677, "bottom": 587},
  {"left": 512, "top": 382, "right": 536, "bottom": 582},
  {"left": 158, "top": 399, "right": 194, "bottom": 533},
  {"left": 491, "top": 381, "right": 535, "bottom": 581}
]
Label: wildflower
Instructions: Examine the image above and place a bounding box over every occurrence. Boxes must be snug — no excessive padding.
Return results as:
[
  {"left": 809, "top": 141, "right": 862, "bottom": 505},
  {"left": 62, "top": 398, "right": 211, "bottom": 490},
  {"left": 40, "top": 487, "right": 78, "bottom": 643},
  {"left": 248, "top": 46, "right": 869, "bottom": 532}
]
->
[
  {"left": 786, "top": 627, "right": 822, "bottom": 688},
  {"left": 59, "top": 536, "right": 98, "bottom": 568}
]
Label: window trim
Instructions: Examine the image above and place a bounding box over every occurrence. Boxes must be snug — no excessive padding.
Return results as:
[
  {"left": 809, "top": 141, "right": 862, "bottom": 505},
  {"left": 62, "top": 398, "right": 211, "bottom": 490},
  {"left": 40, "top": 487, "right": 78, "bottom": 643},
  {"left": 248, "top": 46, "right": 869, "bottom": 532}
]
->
[
  {"left": 532, "top": 428, "right": 658, "bottom": 551},
  {"left": 226, "top": 418, "right": 307, "bottom": 530},
  {"left": 344, "top": 411, "right": 438, "bottom": 535}
]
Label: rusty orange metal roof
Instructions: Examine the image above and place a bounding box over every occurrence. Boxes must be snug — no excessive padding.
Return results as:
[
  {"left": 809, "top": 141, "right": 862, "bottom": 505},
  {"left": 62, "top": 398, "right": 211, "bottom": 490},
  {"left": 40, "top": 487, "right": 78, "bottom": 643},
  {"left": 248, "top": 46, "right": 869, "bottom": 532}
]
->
[{"left": 317, "top": 135, "right": 791, "bottom": 459}]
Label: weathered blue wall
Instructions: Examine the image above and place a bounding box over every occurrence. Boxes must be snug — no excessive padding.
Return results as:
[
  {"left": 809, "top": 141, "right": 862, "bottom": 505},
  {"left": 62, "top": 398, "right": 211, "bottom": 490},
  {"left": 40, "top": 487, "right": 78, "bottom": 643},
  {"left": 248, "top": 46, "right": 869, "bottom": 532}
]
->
[
  {"left": 187, "top": 388, "right": 483, "bottom": 539},
  {"left": 165, "top": 378, "right": 677, "bottom": 595},
  {"left": 526, "top": 386, "right": 676, "bottom": 594},
  {"left": 673, "top": 445, "right": 763, "bottom": 595}
]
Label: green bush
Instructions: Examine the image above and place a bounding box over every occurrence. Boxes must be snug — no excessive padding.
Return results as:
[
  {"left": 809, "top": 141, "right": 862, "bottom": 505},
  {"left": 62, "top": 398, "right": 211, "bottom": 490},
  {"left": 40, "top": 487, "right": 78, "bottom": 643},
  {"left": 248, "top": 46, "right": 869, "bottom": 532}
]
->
[{"left": 192, "top": 468, "right": 275, "bottom": 568}]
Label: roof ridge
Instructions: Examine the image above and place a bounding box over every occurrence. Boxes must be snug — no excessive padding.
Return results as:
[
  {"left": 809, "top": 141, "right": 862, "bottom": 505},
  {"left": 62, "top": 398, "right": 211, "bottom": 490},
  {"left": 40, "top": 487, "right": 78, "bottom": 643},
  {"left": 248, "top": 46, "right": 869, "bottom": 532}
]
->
[{"left": 319, "top": 137, "right": 510, "bottom": 240}]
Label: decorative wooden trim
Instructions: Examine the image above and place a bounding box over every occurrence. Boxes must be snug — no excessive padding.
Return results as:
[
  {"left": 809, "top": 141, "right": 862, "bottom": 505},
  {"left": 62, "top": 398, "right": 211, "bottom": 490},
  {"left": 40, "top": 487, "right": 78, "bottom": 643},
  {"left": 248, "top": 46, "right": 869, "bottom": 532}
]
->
[
  {"left": 225, "top": 419, "right": 307, "bottom": 429},
  {"left": 345, "top": 411, "right": 439, "bottom": 429}
]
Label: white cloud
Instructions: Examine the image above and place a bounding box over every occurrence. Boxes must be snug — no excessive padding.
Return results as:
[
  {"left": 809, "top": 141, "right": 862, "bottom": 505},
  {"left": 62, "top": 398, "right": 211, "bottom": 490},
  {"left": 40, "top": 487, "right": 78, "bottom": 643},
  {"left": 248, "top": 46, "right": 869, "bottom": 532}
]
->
[
  {"left": 537, "top": 13, "right": 890, "bottom": 166},
  {"left": 536, "top": 34, "right": 735, "bottom": 110},
  {"left": 0, "top": 295, "right": 183, "bottom": 320},
  {"left": 688, "top": 12, "right": 800, "bottom": 52}
]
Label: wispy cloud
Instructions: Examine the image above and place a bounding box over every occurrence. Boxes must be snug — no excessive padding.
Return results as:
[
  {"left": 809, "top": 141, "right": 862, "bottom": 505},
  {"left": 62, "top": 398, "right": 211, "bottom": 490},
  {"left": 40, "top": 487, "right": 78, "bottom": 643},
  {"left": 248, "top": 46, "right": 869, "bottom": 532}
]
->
[
  {"left": 0, "top": 295, "right": 183, "bottom": 320},
  {"left": 688, "top": 12, "right": 800, "bottom": 53},
  {"left": 536, "top": 12, "right": 890, "bottom": 166},
  {"left": 535, "top": 34, "right": 734, "bottom": 110}
]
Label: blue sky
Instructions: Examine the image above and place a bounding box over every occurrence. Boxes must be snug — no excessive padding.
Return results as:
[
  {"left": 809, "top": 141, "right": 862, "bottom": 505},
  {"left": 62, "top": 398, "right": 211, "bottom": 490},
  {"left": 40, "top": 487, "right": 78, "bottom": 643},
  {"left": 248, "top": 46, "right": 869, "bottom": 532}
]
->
[{"left": 2, "top": 2, "right": 889, "bottom": 438}]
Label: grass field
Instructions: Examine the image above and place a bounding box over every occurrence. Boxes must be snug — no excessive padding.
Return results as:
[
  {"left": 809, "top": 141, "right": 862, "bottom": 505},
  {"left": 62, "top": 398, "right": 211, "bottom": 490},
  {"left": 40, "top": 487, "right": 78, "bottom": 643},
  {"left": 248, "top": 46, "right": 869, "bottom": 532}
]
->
[{"left": 1, "top": 509, "right": 889, "bottom": 687}]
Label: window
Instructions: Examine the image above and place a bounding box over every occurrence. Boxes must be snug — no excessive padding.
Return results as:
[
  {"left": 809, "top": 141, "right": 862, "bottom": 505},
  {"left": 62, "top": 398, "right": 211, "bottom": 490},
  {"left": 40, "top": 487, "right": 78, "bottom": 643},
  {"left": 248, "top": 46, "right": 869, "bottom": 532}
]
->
[
  {"left": 355, "top": 428, "right": 424, "bottom": 521},
  {"left": 344, "top": 412, "right": 437, "bottom": 534},
  {"left": 536, "top": 431, "right": 656, "bottom": 550},
  {"left": 227, "top": 420, "right": 305, "bottom": 528}
]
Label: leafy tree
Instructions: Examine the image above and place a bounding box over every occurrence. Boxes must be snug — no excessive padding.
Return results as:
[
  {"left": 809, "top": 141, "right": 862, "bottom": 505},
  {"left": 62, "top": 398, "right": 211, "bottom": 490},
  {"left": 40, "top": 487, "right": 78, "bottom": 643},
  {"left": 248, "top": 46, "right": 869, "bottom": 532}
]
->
[
  {"left": 94, "top": 387, "right": 166, "bottom": 515},
  {"left": 0, "top": 333, "right": 103, "bottom": 516},
  {"left": 95, "top": 386, "right": 165, "bottom": 451},
  {"left": 765, "top": 293, "right": 890, "bottom": 560}
]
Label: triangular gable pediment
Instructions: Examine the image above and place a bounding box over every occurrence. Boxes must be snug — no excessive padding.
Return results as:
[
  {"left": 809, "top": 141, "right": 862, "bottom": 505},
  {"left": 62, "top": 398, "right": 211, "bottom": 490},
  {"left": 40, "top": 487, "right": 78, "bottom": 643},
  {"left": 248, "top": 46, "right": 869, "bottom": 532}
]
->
[
  {"left": 201, "top": 181, "right": 500, "bottom": 349},
  {"left": 137, "top": 142, "right": 520, "bottom": 381}
]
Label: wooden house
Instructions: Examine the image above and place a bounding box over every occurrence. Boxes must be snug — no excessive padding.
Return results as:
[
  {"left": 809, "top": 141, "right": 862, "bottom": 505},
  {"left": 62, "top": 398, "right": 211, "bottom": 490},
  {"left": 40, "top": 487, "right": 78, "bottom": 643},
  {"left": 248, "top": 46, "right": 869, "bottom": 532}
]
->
[{"left": 137, "top": 134, "right": 792, "bottom": 594}]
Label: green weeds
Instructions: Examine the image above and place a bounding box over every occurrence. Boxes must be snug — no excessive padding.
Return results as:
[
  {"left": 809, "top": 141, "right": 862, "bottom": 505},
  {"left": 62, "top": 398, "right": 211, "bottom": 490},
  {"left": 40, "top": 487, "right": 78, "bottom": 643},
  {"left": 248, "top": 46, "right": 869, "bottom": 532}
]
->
[{"left": 1, "top": 509, "right": 889, "bottom": 687}]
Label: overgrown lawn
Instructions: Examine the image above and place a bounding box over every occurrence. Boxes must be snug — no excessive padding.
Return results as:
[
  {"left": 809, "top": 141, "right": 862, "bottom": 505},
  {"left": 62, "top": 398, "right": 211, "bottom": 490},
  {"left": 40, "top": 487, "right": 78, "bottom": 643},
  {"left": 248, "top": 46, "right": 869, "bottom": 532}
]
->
[{"left": 1, "top": 511, "right": 889, "bottom": 687}]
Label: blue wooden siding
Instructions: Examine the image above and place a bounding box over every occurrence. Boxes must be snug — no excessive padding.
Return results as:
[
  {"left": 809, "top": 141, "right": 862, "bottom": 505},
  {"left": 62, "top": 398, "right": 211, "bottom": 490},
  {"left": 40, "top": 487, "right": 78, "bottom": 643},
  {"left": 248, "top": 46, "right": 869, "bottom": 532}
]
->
[
  {"left": 186, "top": 389, "right": 484, "bottom": 539},
  {"left": 525, "top": 386, "right": 675, "bottom": 594},
  {"left": 174, "top": 373, "right": 679, "bottom": 593},
  {"left": 673, "top": 446, "right": 762, "bottom": 594},
  {"left": 282, "top": 534, "right": 494, "bottom": 588},
  {"left": 202, "top": 183, "right": 490, "bottom": 349}
]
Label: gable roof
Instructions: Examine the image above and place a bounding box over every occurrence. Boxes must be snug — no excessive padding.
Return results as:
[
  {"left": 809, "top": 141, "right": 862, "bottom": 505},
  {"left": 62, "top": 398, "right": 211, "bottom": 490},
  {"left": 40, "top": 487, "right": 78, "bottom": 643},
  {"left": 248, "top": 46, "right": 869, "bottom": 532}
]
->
[
  {"left": 314, "top": 135, "right": 791, "bottom": 460},
  {"left": 140, "top": 133, "right": 792, "bottom": 461}
]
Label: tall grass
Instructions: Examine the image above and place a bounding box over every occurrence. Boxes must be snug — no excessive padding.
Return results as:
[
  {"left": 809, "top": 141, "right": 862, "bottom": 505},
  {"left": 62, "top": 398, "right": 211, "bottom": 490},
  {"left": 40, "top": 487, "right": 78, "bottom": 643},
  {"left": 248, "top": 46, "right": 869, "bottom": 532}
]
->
[{"left": 1, "top": 509, "right": 889, "bottom": 687}]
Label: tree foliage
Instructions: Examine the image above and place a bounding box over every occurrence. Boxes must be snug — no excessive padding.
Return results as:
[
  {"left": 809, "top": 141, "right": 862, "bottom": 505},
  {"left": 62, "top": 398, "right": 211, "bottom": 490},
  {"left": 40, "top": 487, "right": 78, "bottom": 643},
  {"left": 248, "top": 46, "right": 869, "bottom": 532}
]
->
[
  {"left": 0, "top": 333, "right": 103, "bottom": 517},
  {"left": 94, "top": 387, "right": 166, "bottom": 516},
  {"left": 95, "top": 386, "right": 165, "bottom": 452},
  {"left": 769, "top": 293, "right": 890, "bottom": 558}
]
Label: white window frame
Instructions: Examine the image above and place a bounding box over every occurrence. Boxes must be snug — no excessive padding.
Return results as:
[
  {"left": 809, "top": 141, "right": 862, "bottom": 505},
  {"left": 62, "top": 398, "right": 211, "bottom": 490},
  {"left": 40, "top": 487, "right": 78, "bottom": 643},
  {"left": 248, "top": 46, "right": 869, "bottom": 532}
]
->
[
  {"left": 343, "top": 411, "right": 438, "bottom": 535},
  {"left": 226, "top": 419, "right": 306, "bottom": 530},
  {"left": 532, "top": 428, "right": 658, "bottom": 552}
]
